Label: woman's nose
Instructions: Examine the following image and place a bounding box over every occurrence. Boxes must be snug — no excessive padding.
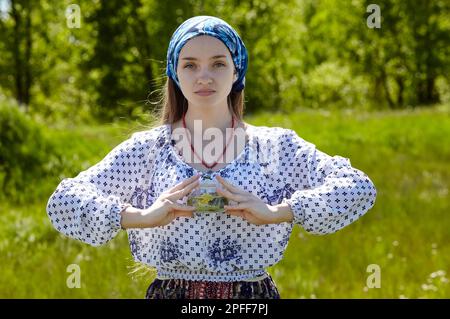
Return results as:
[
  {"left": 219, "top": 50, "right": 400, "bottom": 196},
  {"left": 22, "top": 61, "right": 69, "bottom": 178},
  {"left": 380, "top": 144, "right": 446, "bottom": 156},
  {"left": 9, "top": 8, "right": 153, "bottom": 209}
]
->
[{"left": 197, "top": 75, "right": 213, "bottom": 84}]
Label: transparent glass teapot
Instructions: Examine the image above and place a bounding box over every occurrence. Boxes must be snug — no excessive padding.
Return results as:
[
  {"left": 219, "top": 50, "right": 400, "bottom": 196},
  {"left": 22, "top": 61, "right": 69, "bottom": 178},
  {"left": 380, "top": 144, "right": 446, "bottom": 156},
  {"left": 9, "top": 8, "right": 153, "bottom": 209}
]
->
[{"left": 187, "top": 174, "right": 229, "bottom": 214}]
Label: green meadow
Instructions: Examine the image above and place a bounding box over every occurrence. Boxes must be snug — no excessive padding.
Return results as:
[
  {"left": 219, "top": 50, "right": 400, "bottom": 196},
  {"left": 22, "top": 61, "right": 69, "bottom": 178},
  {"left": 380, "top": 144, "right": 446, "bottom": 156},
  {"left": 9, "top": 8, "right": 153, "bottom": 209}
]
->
[{"left": 1, "top": 104, "right": 449, "bottom": 298}]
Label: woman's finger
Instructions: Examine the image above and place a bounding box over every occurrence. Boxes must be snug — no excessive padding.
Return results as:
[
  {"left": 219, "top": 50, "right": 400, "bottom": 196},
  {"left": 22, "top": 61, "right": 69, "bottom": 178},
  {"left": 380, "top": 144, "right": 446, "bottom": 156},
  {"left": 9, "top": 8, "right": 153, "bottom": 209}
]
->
[
  {"left": 168, "top": 174, "right": 201, "bottom": 193},
  {"left": 215, "top": 175, "right": 246, "bottom": 194},
  {"left": 171, "top": 203, "right": 196, "bottom": 211},
  {"left": 167, "top": 180, "right": 200, "bottom": 200},
  {"left": 216, "top": 187, "right": 248, "bottom": 203},
  {"left": 173, "top": 210, "right": 195, "bottom": 218},
  {"left": 224, "top": 203, "right": 249, "bottom": 211},
  {"left": 225, "top": 209, "right": 244, "bottom": 217}
]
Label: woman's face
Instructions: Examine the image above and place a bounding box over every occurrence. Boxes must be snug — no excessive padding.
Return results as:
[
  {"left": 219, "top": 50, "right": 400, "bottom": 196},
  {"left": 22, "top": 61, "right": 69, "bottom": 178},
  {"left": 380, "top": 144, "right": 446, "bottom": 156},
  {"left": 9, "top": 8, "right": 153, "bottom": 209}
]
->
[{"left": 176, "top": 35, "right": 237, "bottom": 110}]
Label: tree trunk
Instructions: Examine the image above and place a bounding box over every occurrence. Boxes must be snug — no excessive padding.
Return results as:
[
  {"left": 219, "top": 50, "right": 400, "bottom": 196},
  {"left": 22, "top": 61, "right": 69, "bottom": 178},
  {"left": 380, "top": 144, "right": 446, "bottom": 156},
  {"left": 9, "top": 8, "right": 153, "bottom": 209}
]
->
[
  {"left": 381, "top": 71, "right": 395, "bottom": 109},
  {"left": 396, "top": 76, "right": 404, "bottom": 107},
  {"left": 130, "top": 0, "right": 155, "bottom": 92},
  {"left": 11, "top": 0, "right": 24, "bottom": 107},
  {"left": 23, "top": 2, "right": 32, "bottom": 110},
  {"left": 426, "top": 75, "right": 437, "bottom": 104}
]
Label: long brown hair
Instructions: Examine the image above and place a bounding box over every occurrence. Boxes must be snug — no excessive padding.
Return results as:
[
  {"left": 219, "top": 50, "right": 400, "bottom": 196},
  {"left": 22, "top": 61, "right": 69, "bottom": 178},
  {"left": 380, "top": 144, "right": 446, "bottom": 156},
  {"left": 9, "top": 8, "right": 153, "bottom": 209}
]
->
[{"left": 154, "top": 77, "right": 245, "bottom": 126}]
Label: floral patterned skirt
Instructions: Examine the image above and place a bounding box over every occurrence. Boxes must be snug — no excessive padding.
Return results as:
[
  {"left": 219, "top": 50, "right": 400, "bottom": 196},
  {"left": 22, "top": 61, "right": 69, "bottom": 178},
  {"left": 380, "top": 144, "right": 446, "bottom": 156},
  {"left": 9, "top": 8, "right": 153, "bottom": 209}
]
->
[{"left": 145, "top": 275, "right": 281, "bottom": 299}]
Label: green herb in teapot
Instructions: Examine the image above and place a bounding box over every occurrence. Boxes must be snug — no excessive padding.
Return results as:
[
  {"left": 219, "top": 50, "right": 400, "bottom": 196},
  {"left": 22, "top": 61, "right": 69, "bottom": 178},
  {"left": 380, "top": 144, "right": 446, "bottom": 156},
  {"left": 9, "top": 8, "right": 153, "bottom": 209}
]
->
[{"left": 187, "top": 175, "right": 228, "bottom": 213}]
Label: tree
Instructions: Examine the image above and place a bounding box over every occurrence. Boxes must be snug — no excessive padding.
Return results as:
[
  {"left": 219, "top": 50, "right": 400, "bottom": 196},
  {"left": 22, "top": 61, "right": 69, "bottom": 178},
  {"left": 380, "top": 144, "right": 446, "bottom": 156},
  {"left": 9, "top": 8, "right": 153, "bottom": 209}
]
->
[{"left": 2, "top": 0, "right": 33, "bottom": 110}]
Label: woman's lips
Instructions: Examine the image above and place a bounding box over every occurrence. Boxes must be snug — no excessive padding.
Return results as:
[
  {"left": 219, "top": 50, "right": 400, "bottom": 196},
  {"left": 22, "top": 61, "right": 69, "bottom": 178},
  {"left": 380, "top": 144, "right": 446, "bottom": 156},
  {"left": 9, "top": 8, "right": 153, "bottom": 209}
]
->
[{"left": 195, "top": 91, "right": 216, "bottom": 96}]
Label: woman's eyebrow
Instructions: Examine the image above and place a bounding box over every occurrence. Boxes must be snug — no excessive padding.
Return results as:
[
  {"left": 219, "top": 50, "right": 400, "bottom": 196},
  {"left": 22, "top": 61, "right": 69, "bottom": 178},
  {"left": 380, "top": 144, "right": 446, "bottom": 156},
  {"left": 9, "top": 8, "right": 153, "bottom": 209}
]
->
[{"left": 181, "top": 55, "right": 227, "bottom": 61}]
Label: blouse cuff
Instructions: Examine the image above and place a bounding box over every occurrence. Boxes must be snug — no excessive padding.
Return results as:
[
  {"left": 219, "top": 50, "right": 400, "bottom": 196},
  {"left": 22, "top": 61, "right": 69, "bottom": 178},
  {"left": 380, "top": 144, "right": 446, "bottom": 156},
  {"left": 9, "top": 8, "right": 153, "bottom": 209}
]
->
[
  {"left": 281, "top": 197, "right": 305, "bottom": 225},
  {"left": 111, "top": 202, "right": 132, "bottom": 231}
]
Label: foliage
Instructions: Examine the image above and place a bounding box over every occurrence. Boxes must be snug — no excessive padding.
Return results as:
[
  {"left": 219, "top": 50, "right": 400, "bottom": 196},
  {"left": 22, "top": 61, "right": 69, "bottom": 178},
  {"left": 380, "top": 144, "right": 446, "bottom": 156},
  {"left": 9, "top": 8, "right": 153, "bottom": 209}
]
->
[
  {"left": 0, "top": 98, "right": 64, "bottom": 204},
  {"left": 0, "top": 0, "right": 449, "bottom": 122}
]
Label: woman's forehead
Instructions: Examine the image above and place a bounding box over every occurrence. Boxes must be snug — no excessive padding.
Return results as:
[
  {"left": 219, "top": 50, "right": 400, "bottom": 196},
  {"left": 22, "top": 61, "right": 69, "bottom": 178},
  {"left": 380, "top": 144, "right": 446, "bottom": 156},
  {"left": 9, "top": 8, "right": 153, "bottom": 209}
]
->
[{"left": 179, "top": 35, "right": 231, "bottom": 60}]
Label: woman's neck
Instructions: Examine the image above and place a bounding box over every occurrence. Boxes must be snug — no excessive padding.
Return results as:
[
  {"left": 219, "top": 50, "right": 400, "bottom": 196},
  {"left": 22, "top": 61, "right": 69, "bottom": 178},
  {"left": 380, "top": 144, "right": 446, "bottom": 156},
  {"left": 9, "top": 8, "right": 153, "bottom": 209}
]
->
[{"left": 183, "top": 110, "right": 234, "bottom": 134}]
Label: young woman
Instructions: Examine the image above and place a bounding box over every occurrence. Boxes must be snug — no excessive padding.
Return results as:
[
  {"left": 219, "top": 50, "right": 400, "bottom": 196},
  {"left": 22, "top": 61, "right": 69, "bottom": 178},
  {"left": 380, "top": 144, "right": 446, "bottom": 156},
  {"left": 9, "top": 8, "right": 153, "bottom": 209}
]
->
[{"left": 47, "top": 15, "right": 377, "bottom": 299}]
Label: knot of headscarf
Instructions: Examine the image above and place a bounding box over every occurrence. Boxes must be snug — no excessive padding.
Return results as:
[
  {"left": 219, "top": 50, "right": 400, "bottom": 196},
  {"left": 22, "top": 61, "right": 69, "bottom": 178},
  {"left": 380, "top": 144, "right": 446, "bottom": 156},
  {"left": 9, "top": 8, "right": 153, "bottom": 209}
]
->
[{"left": 166, "top": 15, "right": 248, "bottom": 92}]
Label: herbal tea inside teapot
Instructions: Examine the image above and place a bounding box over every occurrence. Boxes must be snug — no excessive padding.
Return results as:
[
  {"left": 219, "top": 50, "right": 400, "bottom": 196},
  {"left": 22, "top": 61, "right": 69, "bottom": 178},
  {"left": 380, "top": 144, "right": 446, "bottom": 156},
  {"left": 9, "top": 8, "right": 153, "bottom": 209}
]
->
[{"left": 187, "top": 174, "right": 228, "bottom": 213}]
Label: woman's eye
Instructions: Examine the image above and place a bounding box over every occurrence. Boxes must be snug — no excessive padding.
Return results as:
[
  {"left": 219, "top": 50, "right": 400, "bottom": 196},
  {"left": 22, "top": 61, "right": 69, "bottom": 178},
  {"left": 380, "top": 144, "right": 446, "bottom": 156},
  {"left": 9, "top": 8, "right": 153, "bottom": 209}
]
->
[{"left": 184, "top": 63, "right": 225, "bottom": 69}]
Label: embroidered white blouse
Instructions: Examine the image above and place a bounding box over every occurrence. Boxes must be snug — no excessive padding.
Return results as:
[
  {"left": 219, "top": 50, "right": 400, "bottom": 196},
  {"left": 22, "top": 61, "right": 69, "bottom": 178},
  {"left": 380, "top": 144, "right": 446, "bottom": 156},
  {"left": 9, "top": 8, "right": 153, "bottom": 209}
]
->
[{"left": 46, "top": 124, "right": 377, "bottom": 282}]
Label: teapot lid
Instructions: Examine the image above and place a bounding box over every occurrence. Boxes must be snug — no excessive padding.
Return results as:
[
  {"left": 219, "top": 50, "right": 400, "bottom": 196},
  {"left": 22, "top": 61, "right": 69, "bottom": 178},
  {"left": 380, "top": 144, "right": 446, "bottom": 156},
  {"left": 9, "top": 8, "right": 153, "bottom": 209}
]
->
[{"left": 200, "top": 174, "right": 216, "bottom": 187}]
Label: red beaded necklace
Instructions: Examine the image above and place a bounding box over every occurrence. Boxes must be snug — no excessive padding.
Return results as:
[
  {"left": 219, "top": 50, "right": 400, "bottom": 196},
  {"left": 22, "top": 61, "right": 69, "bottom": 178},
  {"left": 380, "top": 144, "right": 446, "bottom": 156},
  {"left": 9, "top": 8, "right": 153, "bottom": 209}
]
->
[{"left": 182, "top": 112, "right": 235, "bottom": 170}]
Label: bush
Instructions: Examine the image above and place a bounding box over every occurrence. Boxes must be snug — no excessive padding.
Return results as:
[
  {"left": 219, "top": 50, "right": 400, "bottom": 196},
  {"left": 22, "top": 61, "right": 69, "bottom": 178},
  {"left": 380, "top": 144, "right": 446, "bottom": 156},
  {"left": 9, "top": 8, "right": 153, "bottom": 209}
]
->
[
  {"left": 0, "top": 100, "right": 64, "bottom": 204},
  {"left": 304, "top": 62, "right": 370, "bottom": 110}
]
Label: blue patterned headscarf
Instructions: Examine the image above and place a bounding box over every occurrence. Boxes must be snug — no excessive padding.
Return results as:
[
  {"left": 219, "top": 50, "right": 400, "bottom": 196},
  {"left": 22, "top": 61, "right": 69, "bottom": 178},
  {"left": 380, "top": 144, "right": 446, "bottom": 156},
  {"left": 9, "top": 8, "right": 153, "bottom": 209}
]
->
[{"left": 166, "top": 16, "right": 248, "bottom": 92}]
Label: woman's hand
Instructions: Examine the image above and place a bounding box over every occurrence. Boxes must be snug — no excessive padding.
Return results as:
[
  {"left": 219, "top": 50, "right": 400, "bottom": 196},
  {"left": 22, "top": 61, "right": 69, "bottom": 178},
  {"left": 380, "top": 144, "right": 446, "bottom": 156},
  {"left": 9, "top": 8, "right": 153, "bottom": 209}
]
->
[
  {"left": 121, "top": 174, "right": 201, "bottom": 228},
  {"left": 215, "top": 175, "right": 287, "bottom": 225}
]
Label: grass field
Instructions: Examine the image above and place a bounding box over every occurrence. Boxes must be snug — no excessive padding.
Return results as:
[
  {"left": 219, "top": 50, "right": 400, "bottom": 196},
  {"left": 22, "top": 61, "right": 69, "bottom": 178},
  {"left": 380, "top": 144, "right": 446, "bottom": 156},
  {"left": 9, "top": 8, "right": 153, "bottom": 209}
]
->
[{"left": 1, "top": 104, "right": 449, "bottom": 298}]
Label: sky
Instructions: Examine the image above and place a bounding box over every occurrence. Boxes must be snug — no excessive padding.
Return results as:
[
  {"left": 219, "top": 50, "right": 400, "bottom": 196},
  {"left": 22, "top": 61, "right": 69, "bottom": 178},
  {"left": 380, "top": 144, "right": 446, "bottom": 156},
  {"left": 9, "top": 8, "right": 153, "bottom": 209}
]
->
[{"left": 0, "top": 0, "right": 10, "bottom": 19}]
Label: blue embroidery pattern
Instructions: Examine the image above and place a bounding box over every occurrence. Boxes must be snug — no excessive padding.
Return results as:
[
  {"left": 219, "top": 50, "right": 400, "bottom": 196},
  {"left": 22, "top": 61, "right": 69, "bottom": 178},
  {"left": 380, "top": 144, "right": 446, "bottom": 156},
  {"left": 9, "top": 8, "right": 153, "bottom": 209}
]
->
[
  {"left": 155, "top": 135, "right": 167, "bottom": 149},
  {"left": 219, "top": 167, "right": 231, "bottom": 179},
  {"left": 279, "top": 233, "right": 290, "bottom": 248},
  {"left": 130, "top": 185, "right": 155, "bottom": 209},
  {"left": 167, "top": 152, "right": 177, "bottom": 166},
  {"left": 159, "top": 239, "right": 181, "bottom": 263},
  {"left": 128, "top": 233, "right": 141, "bottom": 258},
  {"left": 185, "top": 167, "right": 194, "bottom": 177},
  {"left": 207, "top": 238, "right": 242, "bottom": 268},
  {"left": 266, "top": 183, "right": 296, "bottom": 204}
]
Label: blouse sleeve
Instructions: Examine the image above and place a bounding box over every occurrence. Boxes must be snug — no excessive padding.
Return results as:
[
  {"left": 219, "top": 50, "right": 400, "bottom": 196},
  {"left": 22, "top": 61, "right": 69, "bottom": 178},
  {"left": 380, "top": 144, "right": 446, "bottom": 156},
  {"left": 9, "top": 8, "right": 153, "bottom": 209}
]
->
[
  {"left": 46, "top": 130, "right": 155, "bottom": 246},
  {"left": 280, "top": 129, "right": 377, "bottom": 235}
]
